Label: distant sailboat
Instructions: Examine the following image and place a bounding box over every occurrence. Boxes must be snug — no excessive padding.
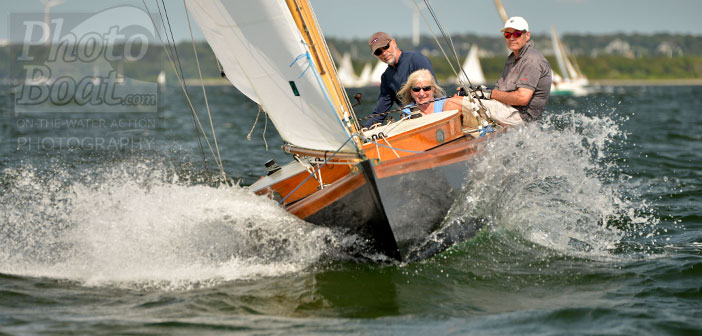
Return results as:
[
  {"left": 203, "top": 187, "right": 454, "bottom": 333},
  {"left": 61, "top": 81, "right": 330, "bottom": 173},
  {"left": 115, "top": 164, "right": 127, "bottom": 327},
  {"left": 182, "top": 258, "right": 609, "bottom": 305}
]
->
[
  {"left": 92, "top": 63, "right": 101, "bottom": 85},
  {"left": 115, "top": 62, "right": 125, "bottom": 84},
  {"left": 455, "top": 44, "right": 486, "bottom": 86},
  {"left": 157, "top": 70, "right": 166, "bottom": 86},
  {"left": 368, "top": 60, "right": 386, "bottom": 87},
  {"left": 356, "top": 62, "right": 373, "bottom": 87},
  {"left": 550, "top": 26, "right": 589, "bottom": 96},
  {"left": 337, "top": 52, "right": 360, "bottom": 88}
]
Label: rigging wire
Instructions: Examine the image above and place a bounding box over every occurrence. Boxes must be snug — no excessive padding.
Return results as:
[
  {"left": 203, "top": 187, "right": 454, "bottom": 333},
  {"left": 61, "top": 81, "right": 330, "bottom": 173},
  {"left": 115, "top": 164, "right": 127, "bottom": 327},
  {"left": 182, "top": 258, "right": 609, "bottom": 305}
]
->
[
  {"left": 357, "top": 96, "right": 445, "bottom": 123},
  {"left": 246, "top": 105, "right": 272, "bottom": 151},
  {"left": 143, "top": 0, "right": 226, "bottom": 179},
  {"left": 279, "top": 134, "right": 359, "bottom": 205},
  {"left": 279, "top": 131, "right": 429, "bottom": 205},
  {"left": 154, "top": 0, "right": 208, "bottom": 172},
  {"left": 246, "top": 106, "right": 270, "bottom": 151},
  {"left": 246, "top": 106, "right": 262, "bottom": 141},
  {"left": 411, "top": 1, "right": 463, "bottom": 87},
  {"left": 262, "top": 109, "right": 269, "bottom": 151},
  {"left": 418, "top": 0, "right": 477, "bottom": 93},
  {"left": 414, "top": 0, "right": 495, "bottom": 126},
  {"left": 183, "top": 0, "right": 227, "bottom": 182}
]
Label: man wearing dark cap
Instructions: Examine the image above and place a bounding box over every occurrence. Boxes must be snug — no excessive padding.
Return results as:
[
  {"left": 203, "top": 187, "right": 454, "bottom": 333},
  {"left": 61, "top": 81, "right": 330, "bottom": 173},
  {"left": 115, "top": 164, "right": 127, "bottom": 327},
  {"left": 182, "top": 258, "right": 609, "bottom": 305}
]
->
[
  {"left": 365, "top": 32, "right": 434, "bottom": 127},
  {"left": 473, "top": 16, "right": 551, "bottom": 125}
]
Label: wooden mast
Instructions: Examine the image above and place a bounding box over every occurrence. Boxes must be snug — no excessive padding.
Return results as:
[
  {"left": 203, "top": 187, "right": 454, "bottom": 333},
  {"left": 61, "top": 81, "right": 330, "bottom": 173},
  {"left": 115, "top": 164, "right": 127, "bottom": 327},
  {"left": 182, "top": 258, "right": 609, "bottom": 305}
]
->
[
  {"left": 494, "top": 0, "right": 508, "bottom": 22},
  {"left": 285, "top": 0, "right": 364, "bottom": 152}
]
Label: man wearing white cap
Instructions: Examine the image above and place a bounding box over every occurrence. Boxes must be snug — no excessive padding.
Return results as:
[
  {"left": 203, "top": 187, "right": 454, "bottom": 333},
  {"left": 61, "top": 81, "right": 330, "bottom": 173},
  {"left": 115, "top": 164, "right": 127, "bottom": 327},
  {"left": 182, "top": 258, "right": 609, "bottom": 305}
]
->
[{"left": 474, "top": 16, "right": 552, "bottom": 125}]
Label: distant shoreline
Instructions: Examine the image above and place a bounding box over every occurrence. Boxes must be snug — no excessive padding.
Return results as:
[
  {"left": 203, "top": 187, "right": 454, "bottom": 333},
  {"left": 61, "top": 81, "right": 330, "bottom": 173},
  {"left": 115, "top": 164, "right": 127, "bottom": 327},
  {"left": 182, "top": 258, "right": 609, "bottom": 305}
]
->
[
  {"left": 184, "top": 78, "right": 702, "bottom": 87},
  {"left": 590, "top": 79, "right": 702, "bottom": 86}
]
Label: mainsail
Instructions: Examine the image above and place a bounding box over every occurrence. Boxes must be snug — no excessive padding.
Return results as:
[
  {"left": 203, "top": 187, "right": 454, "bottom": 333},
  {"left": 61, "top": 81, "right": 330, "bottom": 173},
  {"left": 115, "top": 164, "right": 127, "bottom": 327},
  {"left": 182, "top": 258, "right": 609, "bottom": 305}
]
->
[{"left": 185, "top": 0, "right": 357, "bottom": 152}]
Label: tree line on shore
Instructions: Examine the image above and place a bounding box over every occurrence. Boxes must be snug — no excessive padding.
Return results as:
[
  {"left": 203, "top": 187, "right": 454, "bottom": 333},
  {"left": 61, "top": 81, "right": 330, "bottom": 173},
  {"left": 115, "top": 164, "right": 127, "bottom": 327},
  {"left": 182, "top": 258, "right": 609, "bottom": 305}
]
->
[
  {"left": 2, "top": 33, "right": 701, "bottom": 84},
  {"left": 330, "top": 33, "right": 702, "bottom": 82}
]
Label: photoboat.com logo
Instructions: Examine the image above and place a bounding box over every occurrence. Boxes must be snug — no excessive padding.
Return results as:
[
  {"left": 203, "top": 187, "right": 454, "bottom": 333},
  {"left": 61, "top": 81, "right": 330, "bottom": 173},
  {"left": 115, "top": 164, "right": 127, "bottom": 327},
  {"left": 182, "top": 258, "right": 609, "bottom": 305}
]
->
[{"left": 9, "top": 6, "right": 163, "bottom": 152}]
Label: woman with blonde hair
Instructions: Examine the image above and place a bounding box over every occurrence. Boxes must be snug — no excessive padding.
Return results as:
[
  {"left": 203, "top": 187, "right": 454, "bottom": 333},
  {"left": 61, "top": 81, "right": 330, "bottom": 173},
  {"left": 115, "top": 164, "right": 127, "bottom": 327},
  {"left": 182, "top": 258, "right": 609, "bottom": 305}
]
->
[
  {"left": 397, "top": 69, "right": 446, "bottom": 115},
  {"left": 398, "top": 69, "right": 482, "bottom": 130}
]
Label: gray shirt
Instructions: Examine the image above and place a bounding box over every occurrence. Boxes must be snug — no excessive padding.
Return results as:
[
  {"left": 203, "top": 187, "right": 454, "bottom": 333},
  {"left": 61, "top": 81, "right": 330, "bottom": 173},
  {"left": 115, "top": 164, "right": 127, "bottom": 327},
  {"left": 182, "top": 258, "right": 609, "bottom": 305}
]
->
[{"left": 495, "top": 40, "right": 552, "bottom": 121}]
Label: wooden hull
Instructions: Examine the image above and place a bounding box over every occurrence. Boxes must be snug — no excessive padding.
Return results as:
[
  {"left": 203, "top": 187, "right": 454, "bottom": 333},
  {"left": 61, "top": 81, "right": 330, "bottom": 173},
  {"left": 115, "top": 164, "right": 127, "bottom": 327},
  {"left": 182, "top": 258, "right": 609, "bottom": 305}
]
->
[
  {"left": 252, "top": 111, "right": 492, "bottom": 261},
  {"left": 294, "top": 159, "right": 402, "bottom": 260},
  {"left": 286, "top": 135, "right": 489, "bottom": 260}
]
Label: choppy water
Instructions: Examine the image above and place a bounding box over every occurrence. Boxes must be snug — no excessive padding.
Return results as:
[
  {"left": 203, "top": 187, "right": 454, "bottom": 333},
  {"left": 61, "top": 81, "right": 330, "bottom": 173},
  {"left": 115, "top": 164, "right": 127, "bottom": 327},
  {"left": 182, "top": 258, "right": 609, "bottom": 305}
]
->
[{"left": 1, "top": 84, "right": 700, "bottom": 335}]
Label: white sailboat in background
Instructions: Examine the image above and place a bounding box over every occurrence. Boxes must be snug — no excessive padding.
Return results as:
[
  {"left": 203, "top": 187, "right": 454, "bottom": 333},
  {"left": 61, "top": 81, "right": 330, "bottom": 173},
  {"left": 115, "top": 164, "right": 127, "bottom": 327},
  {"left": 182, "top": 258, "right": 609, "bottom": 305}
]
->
[
  {"left": 354, "top": 62, "right": 373, "bottom": 87},
  {"left": 157, "top": 70, "right": 166, "bottom": 86},
  {"left": 455, "top": 44, "right": 486, "bottom": 86},
  {"left": 337, "top": 54, "right": 386, "bottom": 88},
  {"left": 91, "top": 63, "right": 102, "bottom": 85},
  {"left": 337, "top": 52, "right": 361, "bottom": 88},
  {"left": 367, "top": 60, "right": 386, "bottom": 87},
  {"left": 550, "top": 26, "right": 589, "bottom": 96}
]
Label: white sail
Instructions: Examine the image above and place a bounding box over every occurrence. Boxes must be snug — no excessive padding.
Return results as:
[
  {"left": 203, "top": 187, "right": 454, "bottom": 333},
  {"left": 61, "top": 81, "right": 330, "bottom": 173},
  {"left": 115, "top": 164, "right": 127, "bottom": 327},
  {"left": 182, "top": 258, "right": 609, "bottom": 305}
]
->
[
  {"left": 337, "top": 52, "right": 359, "bottom": 88},
  {"left": 368, "top": 60, "right": 387, "bottom": 87},
  {"left": 563, "top": 51, "right": 581, "bottom": 81},
  {"left": 550, "top": 26, "right": 589, "bottom": 96},
  {"left": 551, "top": 26, "right": 571, "bottom": 81},
  {"left": 552, "top": 26, "right": 589, "bottom": 83},
  {"left": 157, "top": 70, "right": 165, "bottom": 86},
  {"left": 456, "top": 44, "right": 485, "bottom": 86},
  {"left": 185, "top": 0, "right": 355, "bottom": 152},
  {"left": 355, "top": 62, "right": 372, "bottom": 87}
]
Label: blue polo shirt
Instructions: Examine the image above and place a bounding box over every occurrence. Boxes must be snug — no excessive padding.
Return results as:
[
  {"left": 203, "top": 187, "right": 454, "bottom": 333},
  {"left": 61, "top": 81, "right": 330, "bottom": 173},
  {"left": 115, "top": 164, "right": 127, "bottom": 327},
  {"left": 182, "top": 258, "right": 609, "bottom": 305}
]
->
[{"left": 364, "top": 51, "right": 434, "bottom": 127}]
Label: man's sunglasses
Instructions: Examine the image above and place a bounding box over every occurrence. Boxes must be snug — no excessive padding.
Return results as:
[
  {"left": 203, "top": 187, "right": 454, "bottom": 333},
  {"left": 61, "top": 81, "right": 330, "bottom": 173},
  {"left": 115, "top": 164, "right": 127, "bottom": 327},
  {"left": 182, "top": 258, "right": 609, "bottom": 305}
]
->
[
  {"left": 411, "top": 86, "right": 432, "bottom": 92},
  {"left": 503, "top": 30, "right": 525, "bottom": 39},
  {"left": 373, "top": 42, "right": 391, "bottom": 56}
]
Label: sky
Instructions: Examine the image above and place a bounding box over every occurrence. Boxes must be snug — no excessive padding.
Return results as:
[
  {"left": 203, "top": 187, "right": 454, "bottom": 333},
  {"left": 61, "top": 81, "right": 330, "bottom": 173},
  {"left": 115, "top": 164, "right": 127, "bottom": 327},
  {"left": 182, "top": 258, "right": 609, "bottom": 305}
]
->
[{"left": 1, "top": 0, "right": 700, "bottom": 44}]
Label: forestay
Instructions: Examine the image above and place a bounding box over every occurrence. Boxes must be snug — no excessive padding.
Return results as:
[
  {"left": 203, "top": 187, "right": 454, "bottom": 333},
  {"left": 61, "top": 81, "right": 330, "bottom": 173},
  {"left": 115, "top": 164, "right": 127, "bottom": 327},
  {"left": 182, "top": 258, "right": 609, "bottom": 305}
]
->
[{"left": 185, "top": 0, "right": 356, "bottom": 152}]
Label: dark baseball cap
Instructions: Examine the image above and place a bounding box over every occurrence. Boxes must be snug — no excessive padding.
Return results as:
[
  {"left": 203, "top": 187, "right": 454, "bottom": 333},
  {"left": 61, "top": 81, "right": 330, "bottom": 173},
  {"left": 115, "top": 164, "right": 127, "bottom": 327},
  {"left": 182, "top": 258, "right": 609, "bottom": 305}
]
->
[{"left": 368, "top": 32, "right": 393, "bottom": 54}]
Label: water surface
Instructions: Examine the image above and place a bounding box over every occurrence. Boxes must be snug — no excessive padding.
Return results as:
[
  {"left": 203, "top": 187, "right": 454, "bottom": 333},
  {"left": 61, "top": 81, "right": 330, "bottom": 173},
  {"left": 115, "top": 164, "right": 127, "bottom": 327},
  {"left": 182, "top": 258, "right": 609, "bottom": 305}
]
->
[{"left": 1, "top": 85, "right": 700, "bottom": 335}]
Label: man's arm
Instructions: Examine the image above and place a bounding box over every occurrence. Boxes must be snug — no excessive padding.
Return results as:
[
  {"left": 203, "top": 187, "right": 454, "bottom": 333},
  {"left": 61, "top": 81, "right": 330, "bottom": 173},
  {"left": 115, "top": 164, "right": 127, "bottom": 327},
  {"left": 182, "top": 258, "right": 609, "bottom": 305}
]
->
[
  {"left": 364, "top": 93, "right": 394, "bottom": 127},
  {"left": 491, "top": 87, "right": 534, "bottom": 106}
]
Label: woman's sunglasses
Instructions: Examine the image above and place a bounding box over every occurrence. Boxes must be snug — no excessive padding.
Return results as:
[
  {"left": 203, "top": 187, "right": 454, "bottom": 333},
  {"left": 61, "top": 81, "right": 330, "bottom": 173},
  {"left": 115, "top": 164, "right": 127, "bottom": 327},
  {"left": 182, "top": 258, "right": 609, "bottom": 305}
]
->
[
  {"left": 411, "top": 86, "right": 433, "bottom": 92},
  {"left": 373, "top": 42, "right": 391, "bottom": 56},
  {"left": 503, "top": 30, "right": 525, "bottom": 39}
]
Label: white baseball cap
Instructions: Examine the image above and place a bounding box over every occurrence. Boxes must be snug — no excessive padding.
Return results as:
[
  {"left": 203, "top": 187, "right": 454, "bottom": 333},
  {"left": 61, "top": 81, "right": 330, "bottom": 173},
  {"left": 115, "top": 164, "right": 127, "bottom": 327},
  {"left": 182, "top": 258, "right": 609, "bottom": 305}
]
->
[{"left": 501, "top": 16, "right": 529, "bottom": 32}]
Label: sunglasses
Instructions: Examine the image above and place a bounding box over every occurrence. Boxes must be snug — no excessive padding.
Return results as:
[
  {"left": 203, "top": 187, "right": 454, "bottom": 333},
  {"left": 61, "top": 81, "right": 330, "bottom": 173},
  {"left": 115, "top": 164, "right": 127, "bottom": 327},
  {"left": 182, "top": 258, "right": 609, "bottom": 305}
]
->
[
  {"left": 411, "top": 86, "right": 433, "bottom": 92},
  {"left": 503, "top": 30, "right": 525, "bottom": 39},
  {"left": 373, "top": 42, "right": 391, "bottom": 56}
]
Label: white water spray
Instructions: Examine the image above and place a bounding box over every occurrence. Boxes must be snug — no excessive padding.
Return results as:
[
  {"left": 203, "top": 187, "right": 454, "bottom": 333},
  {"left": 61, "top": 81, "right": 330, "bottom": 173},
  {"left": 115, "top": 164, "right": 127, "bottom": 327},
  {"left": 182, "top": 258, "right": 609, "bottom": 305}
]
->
[
  {"left": 0, "top": 161, "right": 341, "bottom": 289},
  {"left": 451, "top": 112, "right": 655, "bottom": 258}
]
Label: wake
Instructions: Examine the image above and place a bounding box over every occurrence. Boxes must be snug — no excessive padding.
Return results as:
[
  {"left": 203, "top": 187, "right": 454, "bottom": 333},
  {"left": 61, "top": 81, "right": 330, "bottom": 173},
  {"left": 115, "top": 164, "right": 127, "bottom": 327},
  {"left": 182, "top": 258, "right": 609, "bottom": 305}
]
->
[{"left": 0, "top": 161, "right": 345, "bottom": 290}]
